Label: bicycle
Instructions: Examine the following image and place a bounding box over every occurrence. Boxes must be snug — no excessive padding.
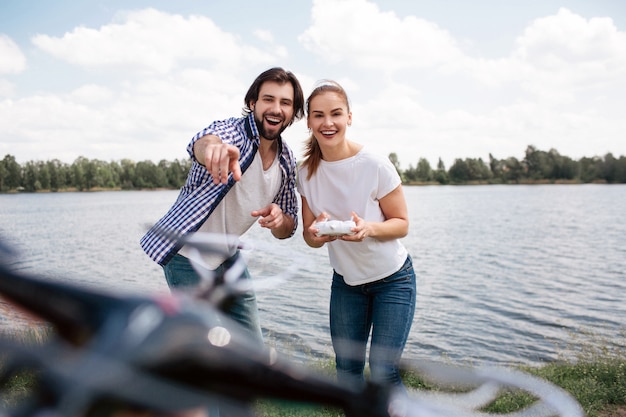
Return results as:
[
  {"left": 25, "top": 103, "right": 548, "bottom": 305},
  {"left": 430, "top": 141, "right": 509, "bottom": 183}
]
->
[{"left": 0, "top": 233, "right": 584, "bottom": 417}]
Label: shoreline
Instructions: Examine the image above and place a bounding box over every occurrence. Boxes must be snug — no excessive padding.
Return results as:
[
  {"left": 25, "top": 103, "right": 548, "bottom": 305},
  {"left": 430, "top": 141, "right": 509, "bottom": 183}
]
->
[{"left": 1, "top": 179, "right": 618, "bottom": 195}]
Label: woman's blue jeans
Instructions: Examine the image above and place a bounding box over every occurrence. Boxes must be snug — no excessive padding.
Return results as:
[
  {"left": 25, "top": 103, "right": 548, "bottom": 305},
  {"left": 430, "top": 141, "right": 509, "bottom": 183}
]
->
[
  {"left": 330, "top": 255, "right": 416, "bottom": 388},
  {"left": 163, "top": 252, "right": 263, "bottom": 344}
]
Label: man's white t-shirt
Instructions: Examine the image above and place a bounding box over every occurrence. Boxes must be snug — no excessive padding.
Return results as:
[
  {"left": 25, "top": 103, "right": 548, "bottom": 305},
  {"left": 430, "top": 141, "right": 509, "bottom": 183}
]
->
[
  {"left": 297, "top": 148, "right": 408, "bottom": 285},
  {"left": 179, "top": 151, "right": 280, "bottom": 269}
]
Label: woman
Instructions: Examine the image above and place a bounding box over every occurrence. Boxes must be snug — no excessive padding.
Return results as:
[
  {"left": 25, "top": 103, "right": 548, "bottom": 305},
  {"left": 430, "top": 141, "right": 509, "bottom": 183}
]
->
[{"left": 297, "top": 80, "right": 416, "bottom": 389}]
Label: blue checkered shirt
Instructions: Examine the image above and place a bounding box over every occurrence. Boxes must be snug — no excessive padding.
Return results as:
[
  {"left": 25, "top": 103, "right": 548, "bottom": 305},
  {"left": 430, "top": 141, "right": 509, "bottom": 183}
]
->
[{"left": 140, "top": 113, "right": 298, "bottom": 266}]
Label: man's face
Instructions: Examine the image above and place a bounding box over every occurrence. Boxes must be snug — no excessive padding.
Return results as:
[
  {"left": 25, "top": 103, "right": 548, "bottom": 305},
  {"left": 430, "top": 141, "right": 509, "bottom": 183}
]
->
[{"left": 251, "top": 81, "right": 295, "bottom": 141}]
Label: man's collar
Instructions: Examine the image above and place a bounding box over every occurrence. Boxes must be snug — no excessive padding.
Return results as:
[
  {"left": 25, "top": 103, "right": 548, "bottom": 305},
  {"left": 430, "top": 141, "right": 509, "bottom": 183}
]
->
[{"left": 244, "top": 113, "right": 259, "bottom": 146}]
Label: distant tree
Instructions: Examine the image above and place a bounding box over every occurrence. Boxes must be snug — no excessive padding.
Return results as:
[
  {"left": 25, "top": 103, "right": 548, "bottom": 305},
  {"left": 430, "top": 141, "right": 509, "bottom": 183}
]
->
[
  {"left": 388, "top": 153, "right": 403, "bottom": 181},
  {"left": 524, "top": 145, "right": 552, "bottom": 179},
  {"left": 104, "top": 161, "right": 121, "bottom": 188},
  {"left": 502, "top": 157, "right": 524, "bottom": 182},
  {"left": 579, "top": 156, "right": 600, "bottom": 183},
  {"left": 1, "top": 154, "right": 21, "bottom": 191},
  {"left": 135, "top": 160, "right": 168, "bottom": 188},
  {"left": 415, "top": 158, "right": 432, "bottom": 182},
  {"left": 71, "top": 159, "right": 85, "bottom": 190},
  {"left": 83, "top": 158, "right": 98, "bottom": 189},
  {"left": 403, "top": 163, "right": 418, "bottom": 182},
  {"left": 433, "top": 158, "right": 449, "bottom": 184},
  {"left": 162, "top": 159, "right": 190, "bottom": 188},
  {"left": 119, "top": 159, "right": 137, "bottom": 189},
  {"left": 46, "top": 159, "right": 63, "bottom": 191},
  {"left": 615, "top": 156, "right": 626, "bottom": 183},
  {"left": 600, "top": 153, "right": 617, "bottom": 183},
  {"left": 489, "top": 153, "right": 501, "bottom": 179},
  {"left": 36, "top": 161, "right": 51, "bottom": 190},
  {"left": 448, "top": 159, "right": 470, "bottom": 182},
  {"left": 466, "top": 158, "right": 492, "bottom": 181},
  {"left": 555, "top": 154, "right": 578, "bottom": 180},
  {"left": 0, "top": 161, "right": 6, "bottom": 192},
  {"left": 23, "top": 161, "right": 40, "bottom": 192}
]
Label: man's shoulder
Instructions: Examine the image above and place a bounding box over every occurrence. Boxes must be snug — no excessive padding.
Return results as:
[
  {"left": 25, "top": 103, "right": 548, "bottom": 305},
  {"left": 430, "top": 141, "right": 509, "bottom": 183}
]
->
[
  {"left": 199, "top": 117, "right": 248, "bottom": 141},
  {"left": 210, "top": 116, "right": 246, "bottom": 129}
]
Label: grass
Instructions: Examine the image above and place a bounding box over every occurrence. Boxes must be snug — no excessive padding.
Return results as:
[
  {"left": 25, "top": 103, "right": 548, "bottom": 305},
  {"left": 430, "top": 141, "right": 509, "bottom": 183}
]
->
[
  {"left": 0, "top": 325, "right": 51, "bottom": 409},
  {"left": 529, "top": 359, "right": 626, "bottom": 416},
  {"left": 256, "top": 326, "right": 626, "bottom": 417},
  {"left": 1, "top": 326, "right": 624, "bottom": 417},
  {"left": 252, "top": 356, "right": 626, "bottom": 417}
]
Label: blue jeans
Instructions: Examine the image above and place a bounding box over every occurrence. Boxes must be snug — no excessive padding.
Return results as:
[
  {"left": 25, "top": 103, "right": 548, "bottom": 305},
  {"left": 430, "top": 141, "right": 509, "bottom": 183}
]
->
[
  {"left": 330, "top": 255, "right": 416, "bottom": 388},
  {"left": 163, "top": 253, "right": 263, "bottom": 344}
]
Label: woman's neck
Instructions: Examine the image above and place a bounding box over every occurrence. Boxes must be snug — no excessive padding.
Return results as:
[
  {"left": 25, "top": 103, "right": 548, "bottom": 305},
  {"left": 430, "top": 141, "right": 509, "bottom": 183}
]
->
[{"left": 321, "top": 140, "right": 362, "bottom": 162}]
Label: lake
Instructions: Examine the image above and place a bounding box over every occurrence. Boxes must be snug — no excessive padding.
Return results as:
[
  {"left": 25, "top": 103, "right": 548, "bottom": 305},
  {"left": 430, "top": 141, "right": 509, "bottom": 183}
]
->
[{"left": 0, "top": 185, "right": 624, "bottom": 366}]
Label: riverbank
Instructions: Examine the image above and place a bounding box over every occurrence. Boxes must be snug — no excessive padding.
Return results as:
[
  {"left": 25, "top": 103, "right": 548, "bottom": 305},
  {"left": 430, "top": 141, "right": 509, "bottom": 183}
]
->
[
  {"left": 1, "top": 178, "right": 619, "bottom": 194},
  {"left": 403, "top": 178, "right": 610, "bottom": 186}
]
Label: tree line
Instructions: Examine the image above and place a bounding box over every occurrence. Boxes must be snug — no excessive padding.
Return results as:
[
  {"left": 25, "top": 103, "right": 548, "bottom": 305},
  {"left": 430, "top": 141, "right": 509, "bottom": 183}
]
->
[
  {"left": 1, "top": 145, "right": 625, "bottom": 193},
  {"left": 390, "top": 145, "right": 626, "bottom": 185},
  {"left": 0, "top": 155, "right": 192, "bottom": 192}
]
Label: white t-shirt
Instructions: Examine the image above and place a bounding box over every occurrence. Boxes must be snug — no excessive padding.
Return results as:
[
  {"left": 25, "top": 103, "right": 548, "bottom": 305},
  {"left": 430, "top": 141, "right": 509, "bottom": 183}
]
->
[
  {"left": 297, "top": 147, "right": 408, "bottom": 285},
  {"left": 179, "top": 151, "right": 280, "bottom": 269}
]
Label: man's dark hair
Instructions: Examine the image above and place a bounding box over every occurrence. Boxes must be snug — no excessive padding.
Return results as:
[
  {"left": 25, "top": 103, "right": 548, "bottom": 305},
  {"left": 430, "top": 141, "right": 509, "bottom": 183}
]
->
[{"left": 243, "top": 67, "right": 305, "bottom": 126}]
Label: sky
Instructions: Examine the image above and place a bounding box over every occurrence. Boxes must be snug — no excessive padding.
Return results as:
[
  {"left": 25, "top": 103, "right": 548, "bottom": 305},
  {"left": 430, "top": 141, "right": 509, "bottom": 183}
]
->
[{"left": 1, "top": 0, "right": 625, "bottom": 170}]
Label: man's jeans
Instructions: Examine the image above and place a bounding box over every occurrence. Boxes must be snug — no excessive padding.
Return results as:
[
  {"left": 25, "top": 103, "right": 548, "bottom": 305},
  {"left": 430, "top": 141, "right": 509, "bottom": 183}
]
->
[
  {"left": 330, "top": 255, "right": 416, "bottom": 388},
  {"left": 163, "top": 253, "right": 263, "bottom": 344}
]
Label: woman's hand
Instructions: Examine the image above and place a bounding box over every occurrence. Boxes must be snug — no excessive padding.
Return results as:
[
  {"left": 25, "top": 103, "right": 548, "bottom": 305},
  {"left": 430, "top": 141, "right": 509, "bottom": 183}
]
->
[
  {"left": 339, "top": 212, "right": 368, "bottom": 242},
  {"left": 305, "top": 212, "right": 339, "bottom": 247}
]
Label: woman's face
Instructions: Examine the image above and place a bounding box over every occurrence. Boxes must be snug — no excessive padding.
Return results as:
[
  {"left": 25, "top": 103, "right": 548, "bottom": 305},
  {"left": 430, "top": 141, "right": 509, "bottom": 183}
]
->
[{"left": 307, "top": 91, "right": 352, "bottom": 148}]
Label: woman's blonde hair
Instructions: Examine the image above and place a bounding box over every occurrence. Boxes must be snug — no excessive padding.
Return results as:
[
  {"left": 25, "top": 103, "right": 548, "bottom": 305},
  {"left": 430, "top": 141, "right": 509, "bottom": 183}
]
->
[{"left": 302, "top": 80, "right": 351, "bottom": 180}]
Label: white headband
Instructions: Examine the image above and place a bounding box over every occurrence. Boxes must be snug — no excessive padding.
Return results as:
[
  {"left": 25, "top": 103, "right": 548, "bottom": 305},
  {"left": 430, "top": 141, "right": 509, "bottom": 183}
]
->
[{"left": 312, "top": 79, "right": 342, "bottom": 89}]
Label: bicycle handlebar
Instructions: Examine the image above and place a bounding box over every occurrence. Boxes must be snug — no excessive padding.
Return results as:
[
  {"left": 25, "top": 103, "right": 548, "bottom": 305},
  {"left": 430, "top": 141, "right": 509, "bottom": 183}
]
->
[
  {"left": 0, "top": 256, "right": 391, "bottom": 417},
  {"left": 0, "top": 234, "right": 584, "bottom": 417}
]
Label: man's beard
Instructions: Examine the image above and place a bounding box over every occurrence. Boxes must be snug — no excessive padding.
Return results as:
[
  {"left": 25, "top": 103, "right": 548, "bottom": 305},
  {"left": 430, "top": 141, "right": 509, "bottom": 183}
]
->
[{"left": 255, "top": 113, "right": 287, "bottom": 141}]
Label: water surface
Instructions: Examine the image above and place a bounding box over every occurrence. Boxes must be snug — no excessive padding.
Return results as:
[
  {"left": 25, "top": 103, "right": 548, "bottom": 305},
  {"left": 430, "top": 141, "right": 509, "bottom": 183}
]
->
[{"left": 1, "top": 185, "right": 624, "bottom": 365}]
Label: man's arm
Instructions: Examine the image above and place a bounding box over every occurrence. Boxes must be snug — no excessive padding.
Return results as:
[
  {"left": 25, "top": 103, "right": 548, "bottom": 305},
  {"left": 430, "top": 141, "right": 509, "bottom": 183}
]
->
[{"left": 193, "top": 134, "right": 242, "bottom": 184}]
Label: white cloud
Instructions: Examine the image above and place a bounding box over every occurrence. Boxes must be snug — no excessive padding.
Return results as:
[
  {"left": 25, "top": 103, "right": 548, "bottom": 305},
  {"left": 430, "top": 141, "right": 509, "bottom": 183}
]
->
[
  {"left": 300, "top": 3, "right": 626, "bottom": 95},
  {"left": 516, "top": 8, "right": 626, "bottom": 68},
  {"left": 0, "top": 67, "right": 248, "bottom": 163},
  {"left": 0, "top": 35, "right": 27, "bottom": 74},
  {"left": 0, "top": 79, "right": 16, "bottom": 98},
  {"left": 296, "top": 2, "right": 626, "bottom": 167},
  {"left": 0, "top": 8, "right": 293, "bottom": 163},
  {"left": 512, "top": 8, "right": 626, "bottom": 92},
  {"left": 31, "top": 8, "right": 283, "bottom": 74},
  {"left": 299, "top": 0, "right": 464, "bottom": 71},
  {"left": 69, "top": 84, "right": 114, "bottom": 103},
  {"left": 460, "top": 8, "right": 626, "bottom": 96}
]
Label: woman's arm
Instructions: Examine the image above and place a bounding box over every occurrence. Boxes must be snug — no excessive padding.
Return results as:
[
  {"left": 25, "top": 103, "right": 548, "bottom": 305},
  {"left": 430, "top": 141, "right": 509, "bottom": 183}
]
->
[{"left": 341, "top": 185, "right": 409, "bottom": 242}]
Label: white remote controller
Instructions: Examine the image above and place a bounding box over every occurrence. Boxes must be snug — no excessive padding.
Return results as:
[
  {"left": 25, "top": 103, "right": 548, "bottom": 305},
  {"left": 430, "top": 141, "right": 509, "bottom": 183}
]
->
[{"left": 314, "top": 219, "right": 356, "bottom": 237}]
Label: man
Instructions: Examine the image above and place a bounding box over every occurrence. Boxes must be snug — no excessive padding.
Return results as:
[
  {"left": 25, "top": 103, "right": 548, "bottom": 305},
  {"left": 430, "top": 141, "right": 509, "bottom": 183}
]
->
[{"left": 140, "top": 67, "right": 305, "bottom": 342}]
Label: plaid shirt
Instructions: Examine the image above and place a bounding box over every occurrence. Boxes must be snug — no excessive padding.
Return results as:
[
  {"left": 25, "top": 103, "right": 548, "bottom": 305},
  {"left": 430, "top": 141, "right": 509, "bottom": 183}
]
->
[{"left": 140, "top": 113, "right": 298, "bottom": 266}]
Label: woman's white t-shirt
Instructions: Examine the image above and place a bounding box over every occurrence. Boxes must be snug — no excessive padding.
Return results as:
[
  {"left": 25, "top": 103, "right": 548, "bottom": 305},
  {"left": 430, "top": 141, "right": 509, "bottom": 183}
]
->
[{"left": 297, "top": 147, "right": 408, "bottom": 285}]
